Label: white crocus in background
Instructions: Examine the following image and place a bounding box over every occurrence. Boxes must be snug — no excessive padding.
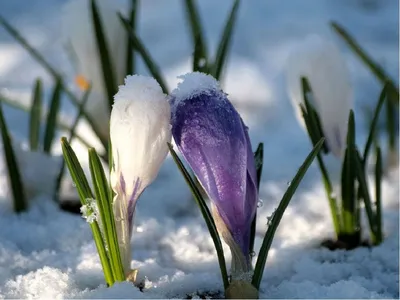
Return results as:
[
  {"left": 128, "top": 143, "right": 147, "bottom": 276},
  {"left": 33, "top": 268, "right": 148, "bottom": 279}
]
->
[
  {"left": 110, "top": 75, "right": 171, "bottom": 274},
  {"left": 62, "top": 0, "right": 129, "bottom": 141},
  {"left": 286, "top": 34, "right": 353, "bottom": 158}
]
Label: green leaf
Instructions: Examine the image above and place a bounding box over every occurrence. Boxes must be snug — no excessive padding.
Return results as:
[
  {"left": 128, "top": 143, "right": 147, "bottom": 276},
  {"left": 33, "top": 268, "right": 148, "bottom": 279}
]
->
[
  {"left": 60, "top": 137, "right": 114, "bottom": 285},
  {"left": 43, "top": 79, "right": 63, "bottom": 153},
  {"left": 0, "top": 14, "right": 107, "bottom": 149},
  {"left": 301, "top": 77, "right": 329, "bottom": 153},
  {"left": 354, "top": 148, "right": 378, "bottom": 244},
  {"left": 54, "top": 86, "right": 92, "bottom": 201},
  {"left": 375, "top": 146, "right": 383, "bottom": 245},
  {"left": 249, "top": 142, "right": 263, "bottom": 257},
  {"left": 341, "top": 110, "right": 357, "bottom": 235},
  {"left": 167, "top": 143, "right": 229, "bottom": 289},
  {"left": 0, "top": 102, "right": 27, "bottom": 212},
  {"left": 252, "top": 138, "right": 325, "bottom": 289},
  {"left": 211, "top": 0, "right": 240, "bottom": 80},
  {"left": 363, "top": 83, "right": 387, "bottom": 163},
  {"left": 29, "top": 78, "right": 43, "bottom": 151},
  {"left": 126, "top": 0, "right": 138, "bottom": 76},
  {"left": 385, "top": 92, "right": 397, "bottom": 153},
  {"left": 119, "top": 14, "right": 168, "bottom": 94},
  {"left": 300, "top": 78, "right": 341, "bottom": 236},
  {"left": 184, "top": 0, "right": 208, "bottom": 71},
  {"left": 192, "top": 35, "right": 209, "bottom": 73},
  {"left": 91, "top": 0, "right": 117, "bottom": 111},
  {"left": 88, "top": 148, "right": 125, "bottom": 281},
  {"left": 331, "top": 21, "right": 399, "bottom": 106}
]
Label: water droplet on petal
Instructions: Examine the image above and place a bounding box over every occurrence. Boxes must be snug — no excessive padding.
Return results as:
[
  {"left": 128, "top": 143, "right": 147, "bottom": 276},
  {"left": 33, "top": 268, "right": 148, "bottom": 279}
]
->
[
  {"left": 250, "top": 251, "right": 256, "bottom": 258},
  {"left": 257, "top": 199, "right": 264, "bottom": 208}
]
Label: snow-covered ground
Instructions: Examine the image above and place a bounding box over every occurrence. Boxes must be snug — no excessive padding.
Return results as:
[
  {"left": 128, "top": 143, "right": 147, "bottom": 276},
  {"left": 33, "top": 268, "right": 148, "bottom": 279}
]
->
[{"left": 0, "top": 0, "right": 398, "bottom": 298}]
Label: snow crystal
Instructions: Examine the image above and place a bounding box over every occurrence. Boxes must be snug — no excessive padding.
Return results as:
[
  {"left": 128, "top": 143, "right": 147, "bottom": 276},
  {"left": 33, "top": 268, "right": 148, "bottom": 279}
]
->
[{"left": 170, "top": 72, "right": 222, "bottom": 110}]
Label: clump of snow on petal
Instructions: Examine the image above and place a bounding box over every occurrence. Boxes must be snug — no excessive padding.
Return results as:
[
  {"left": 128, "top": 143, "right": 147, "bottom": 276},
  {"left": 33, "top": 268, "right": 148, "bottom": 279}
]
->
[
  {"left": 114, "top": 75, "right": 165, "bottom": 106},
  {"left": 170, "top": 72, "right": 222, "bottom": 110}
]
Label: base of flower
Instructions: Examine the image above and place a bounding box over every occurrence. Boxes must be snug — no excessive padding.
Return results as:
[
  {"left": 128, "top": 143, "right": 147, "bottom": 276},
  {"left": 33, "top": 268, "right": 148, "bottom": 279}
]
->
[
  {"left": 225, "top": 280, "right": 259, "bottom": 299},
  {"left": 321, "top": 237, "right": 371, "bottom": 251}
]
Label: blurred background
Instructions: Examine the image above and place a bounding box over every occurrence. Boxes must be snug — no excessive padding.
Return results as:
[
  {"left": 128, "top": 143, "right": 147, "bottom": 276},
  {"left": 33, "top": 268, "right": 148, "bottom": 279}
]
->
[{"left": 0, "top": 0, "right": 398, "bottom": 178}]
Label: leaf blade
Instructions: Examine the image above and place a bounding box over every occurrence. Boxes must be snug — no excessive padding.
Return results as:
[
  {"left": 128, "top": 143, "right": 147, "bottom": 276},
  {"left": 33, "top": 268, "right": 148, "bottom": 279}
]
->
[
  {"left": 252, "top": 138, "right": 324, "bottom": 289},
  {"left": 168, "top": 143, "right": 229, "bottom": 289},
  {"left": 211, "top": 0, "right": 240, "bottom": 80},
  {"left": 0, "top": 102, "right": 27, "bottom": 212},
  {"left": 29, "top": 78, "right": 43, "bottom": 151},
  {"left": 43, "top": 79, "right": 63, "bottom": 153}
]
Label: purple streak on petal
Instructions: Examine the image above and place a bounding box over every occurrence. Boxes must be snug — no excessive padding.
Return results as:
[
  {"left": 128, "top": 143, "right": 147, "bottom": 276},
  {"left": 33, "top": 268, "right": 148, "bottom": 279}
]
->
[
  {"left": 171, "top": 89, "right": 258, "bottom": 258},
  {"left": 127, "top": 178, "right": 141, "bottom": 236},
  {"left": 119, "top": 173, "right": 126, "bottom": 195}
]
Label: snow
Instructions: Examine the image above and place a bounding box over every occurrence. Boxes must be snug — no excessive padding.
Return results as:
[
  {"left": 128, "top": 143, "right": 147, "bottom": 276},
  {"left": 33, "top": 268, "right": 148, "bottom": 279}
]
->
[
  {"left": 170, "top": 72, "right": 222, "bottom": 111},
  {"left": 0, "top": 0, "right": 398, "bottom": 299}
]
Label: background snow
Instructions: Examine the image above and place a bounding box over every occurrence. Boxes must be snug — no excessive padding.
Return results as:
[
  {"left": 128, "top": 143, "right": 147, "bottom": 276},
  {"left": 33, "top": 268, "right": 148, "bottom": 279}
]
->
[{"left": 0, "top": 0, "right": 398, "bottom": 298}]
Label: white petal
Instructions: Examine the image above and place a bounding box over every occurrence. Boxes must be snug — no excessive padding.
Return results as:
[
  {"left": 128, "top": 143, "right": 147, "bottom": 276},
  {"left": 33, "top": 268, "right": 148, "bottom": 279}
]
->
[
  {"left": 110, "top": 75, "right": 172, "bottom": 200},
  {"left": 286, "top": 34, "right": 353, "bottom": 158}
]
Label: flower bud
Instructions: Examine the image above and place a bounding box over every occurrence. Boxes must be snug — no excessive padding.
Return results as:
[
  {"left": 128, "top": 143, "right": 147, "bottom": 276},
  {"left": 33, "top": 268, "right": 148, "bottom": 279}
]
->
[
  {"left": 62, "top": 0, "right": 129, "bottom": 141},
  {"left": 286, "top": 34, "right": 353, "bottom": 158},
  {"left": 170, "top": 72, "right": 258, "bottom": 279},
  {"left": 110, "top": 75, "right": 171, "bottom": 274}
]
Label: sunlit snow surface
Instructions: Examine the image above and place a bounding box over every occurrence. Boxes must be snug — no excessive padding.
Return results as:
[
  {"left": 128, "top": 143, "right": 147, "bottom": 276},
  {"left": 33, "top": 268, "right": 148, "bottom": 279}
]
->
[{"left": 0, "top": 0, "right": 398, "bottom": 298}]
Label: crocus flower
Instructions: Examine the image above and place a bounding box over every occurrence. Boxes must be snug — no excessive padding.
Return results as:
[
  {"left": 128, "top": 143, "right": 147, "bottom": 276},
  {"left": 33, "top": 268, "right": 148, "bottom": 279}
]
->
[
  {"left": 62, "top": 0, "right": 129, "bottom": 141},
  {"left": 170, "top": 72, "right": 258, "bottom": 280},
  {"left": 110, "top": 75, "right": 171, "bottom": 274},
  {"left": 286, "top": 34, "right": 353, "bottom": 158}
]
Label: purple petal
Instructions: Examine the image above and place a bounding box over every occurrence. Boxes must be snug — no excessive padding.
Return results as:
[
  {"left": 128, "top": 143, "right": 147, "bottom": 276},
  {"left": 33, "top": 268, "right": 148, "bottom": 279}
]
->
[{"left": 171, "top": 88, "right": 258, "bottom": 257}]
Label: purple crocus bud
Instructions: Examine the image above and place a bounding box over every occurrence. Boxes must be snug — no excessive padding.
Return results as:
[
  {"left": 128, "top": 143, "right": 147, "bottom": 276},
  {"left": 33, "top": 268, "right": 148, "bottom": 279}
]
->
[{"left": 170, "top": 72, "right": 258, "bottom": 280}]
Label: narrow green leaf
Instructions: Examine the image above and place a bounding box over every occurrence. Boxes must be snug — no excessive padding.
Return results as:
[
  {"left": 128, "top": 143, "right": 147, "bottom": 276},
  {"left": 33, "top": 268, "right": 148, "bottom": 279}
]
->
[
  {"left": 331, "top": 21, "right": 399, "bottom": 106},
  {"left": 168, "top": 143, "right": 229, "bottom": 289},
  {"left": 29, "top": 78, "right": 43, "bottom": 151},
  {"left": 301, "top": 77, "right": 329, "bottom": 153},
  {"left": 192, "top": 35, "right": 208, "bottom": 73},
  {"left": 252, "top": 138, "right": 324, "bottom": 289},
  {"left": 300, "top": 78, "right": 341, "bottom": 236},
  {"left": 89, "top": 148, "right": 125, "bottom": 281},
  {"left": 0, "top": 15, "right": 107, "bottom": 148},
  {"left": 61, "top": 137, "right": 114, "bottom": 285},
  {"left": 43, "top": 79, "right": 63, "bottom": 153},
  {"left": 91, "top": 0, "right": 117, "bottom": 111},
  {"left": 354, "top": 149, "right": 378, "bottom": 244},
  {"left": 363, "top": 83, "right": 388, "bottom": 163},
  {"left": 341, "top": 110, "right": 357, "bottom": 234},
  {"left": 385, "top": 93, "right": 397, "bottom": 153},
  {"left": 0, "top": 102, "right": 27, "bottom": 212},
  {"left": 211, "top": 0, "right": 240, "bottom": 80},
  {"left": 119, "top": 14, "right": 168, "bottom": 94},
  {"left": 54, "top": 86, "right": 92, "bottom": 201},
  {"left": 250, "top": 142, "right": 263, "bottom": 257},
  {"left": 184, "top": 0, "right": 208, "bottom": 71},
  {"left": 60, "top": 137, "right": 93, "bottom": 203},
  {"left": 125, "top": 0, "right": 138, "bottom": 76},
  {"left": 375, "top": 146, "right": 383, "bottom": 244}
]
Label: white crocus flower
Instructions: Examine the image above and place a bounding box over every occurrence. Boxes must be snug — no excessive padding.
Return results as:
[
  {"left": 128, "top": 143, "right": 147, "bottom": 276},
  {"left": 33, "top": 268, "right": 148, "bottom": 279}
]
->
[
  {"left": 62, "top": 0, "right": 129, "bottom": 141},
  {"left": 110, "top": 75, "right": 171, "bottom": 274},
  {"left": 286, "top": 34, "right": 353, "bottom": 158}
]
